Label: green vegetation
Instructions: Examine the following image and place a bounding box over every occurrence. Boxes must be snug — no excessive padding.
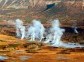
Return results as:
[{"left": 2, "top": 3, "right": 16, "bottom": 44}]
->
[
  {"left": 39, "top": 17, "right": 48, "bottom": 23},
  {"left": 0, "top": 17, "right": 3, "bottom": 22},
  {"left": 25, "top": 17, "right": 33, "bottom": 23}
]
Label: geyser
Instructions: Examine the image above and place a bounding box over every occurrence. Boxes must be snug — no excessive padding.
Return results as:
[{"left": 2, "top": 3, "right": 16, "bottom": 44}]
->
[
  {"left": 44, "top": 19, "right": 84, "bottom": 48},
  {"left": 27, "top": 19, "right": 45, "bottom": 41},
  {"left": 15, "top": 18, "right": 84, "bottom": 48},
  {"left": 15, "top": 19, "right": 25, "bottom": 40},
  {"left": 44, "top": 19, "right": 65, "bottom": 45}
]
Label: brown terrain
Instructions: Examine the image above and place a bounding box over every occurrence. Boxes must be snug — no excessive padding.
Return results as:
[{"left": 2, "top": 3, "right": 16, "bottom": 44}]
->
[
  {"left": 0, "top": 34, "right": 84, "bottom": 62},
  {"left": 0, "top": 0, "right": 84, "bottom": 62},
  {"left": 0, "top": 21, "right": 84, "bottom": 62}
]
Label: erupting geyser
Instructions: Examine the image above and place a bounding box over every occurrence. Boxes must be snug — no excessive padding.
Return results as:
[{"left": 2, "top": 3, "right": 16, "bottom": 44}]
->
[
  {"left": 27, "top": 19, "right": 45, "bottom": 41},
  {"left": 15, "top": 19, "right": 25, "bottom": 40},
  {"left": 45, "top": 19, "right": 84, "bottom": 48},
  {"left": 15, "top": 18, "right": 84, "bottom": 48},
  {"left": 44, "top": 19, "right": 65, "bottom": 46}
]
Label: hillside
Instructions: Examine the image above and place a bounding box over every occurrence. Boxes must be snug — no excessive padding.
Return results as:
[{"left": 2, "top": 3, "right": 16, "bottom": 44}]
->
[{"left": 0, "top": 0, "right": 83, "bottom": 27}]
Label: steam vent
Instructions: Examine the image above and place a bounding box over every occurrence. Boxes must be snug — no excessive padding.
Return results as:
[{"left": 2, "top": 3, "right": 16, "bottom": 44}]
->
[{"left": 0, "top": 0, "right": 84, "bottom": 62}]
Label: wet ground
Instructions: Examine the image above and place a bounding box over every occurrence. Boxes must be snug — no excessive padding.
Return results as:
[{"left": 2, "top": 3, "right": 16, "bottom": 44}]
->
[
  {"left": 0, "top": 34, "right": 84, "bottom": 62},
  {"left": 0, "top": 46, "right": 84, "bottom": 62}
]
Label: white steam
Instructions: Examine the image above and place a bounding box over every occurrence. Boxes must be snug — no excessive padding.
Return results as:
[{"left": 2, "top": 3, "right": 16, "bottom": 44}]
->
[
  {"left": 27, "top": 19, "right": 45, "bottom": 41},
  {"left": 15, "top": 19, "right": 25, "bottom": 40},
  {"left": 44, "top": 19, "right": 83, "bottom": 48},
  {"left": 15, "top": 18, "right": 84, "bottom": 48}
]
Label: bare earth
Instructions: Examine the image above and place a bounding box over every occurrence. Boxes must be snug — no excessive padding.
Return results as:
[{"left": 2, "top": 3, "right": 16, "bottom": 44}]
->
[{"left": 0, "top": 34, "right": 84, "bottom": 62}]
